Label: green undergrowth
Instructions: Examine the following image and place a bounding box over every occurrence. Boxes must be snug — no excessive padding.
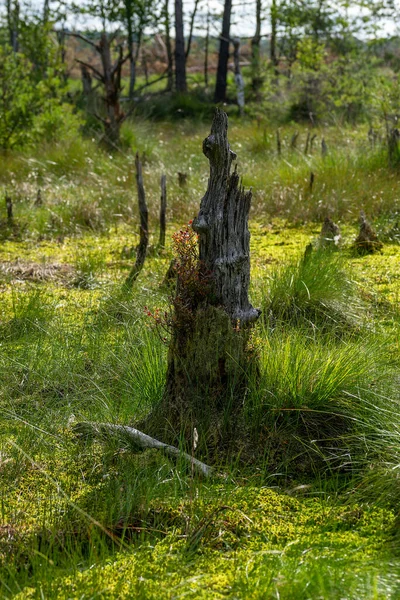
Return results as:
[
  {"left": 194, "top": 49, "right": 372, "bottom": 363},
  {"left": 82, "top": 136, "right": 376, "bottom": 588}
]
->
[
  {"left": 10, "top": 486, "right": 398, "bottom": 599},
  {"left": 1, "top": 120, "right": 400, "bottom": 237},
  {"left": 1, "top": 224, "right": 400, "bottom": 598}
]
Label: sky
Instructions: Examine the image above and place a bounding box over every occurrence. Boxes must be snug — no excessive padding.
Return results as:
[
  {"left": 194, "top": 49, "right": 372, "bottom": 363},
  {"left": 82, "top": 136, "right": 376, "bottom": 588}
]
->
[{"left": 17, "top": 0, "right": 400, "bottom": 39}]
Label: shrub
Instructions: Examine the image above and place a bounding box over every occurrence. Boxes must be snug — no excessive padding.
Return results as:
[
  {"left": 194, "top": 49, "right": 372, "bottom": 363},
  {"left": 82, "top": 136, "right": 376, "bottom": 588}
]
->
[{"left": 0, "top": 46, "right": 78, "bottom": 150}]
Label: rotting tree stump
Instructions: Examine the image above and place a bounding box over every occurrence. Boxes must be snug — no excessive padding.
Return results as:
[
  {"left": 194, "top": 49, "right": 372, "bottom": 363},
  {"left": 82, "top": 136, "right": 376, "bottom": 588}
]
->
[
  {"left": 72, "top": 110, "right": 260, "bottom": 470},
  {"left": 144, "top": 109, "right": 260, "bottom": 450}
]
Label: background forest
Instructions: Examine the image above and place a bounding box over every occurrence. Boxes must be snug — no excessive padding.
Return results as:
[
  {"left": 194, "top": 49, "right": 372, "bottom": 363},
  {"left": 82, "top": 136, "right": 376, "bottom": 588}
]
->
[{"left": 1, "top": 1, "right": 400, "bottom": 599}]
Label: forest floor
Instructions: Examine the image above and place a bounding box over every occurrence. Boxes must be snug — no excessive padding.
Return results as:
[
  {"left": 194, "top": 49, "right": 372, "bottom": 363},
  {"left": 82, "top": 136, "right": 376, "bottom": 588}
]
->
[{"left": 1, "top": 118, "right": 400, "bottom": 598}]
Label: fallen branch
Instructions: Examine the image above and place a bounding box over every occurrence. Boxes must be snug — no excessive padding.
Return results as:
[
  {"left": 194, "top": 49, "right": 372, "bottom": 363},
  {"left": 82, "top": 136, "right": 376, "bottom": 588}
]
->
[{"left": 72, "top": 421, "right": 215, "bottom": 478}]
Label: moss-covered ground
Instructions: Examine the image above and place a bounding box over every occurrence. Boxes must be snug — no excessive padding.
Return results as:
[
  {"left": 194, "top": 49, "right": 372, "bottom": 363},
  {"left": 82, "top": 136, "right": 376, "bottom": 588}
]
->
[{"left": 1, "top": 119, "right": 400, "bottom": 598}]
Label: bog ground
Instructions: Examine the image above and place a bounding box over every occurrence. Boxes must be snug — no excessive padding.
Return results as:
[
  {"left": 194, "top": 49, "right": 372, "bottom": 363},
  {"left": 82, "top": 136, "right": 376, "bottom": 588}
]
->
[{"left": 1, "top": 117, "right": 400, "bottom": 599}]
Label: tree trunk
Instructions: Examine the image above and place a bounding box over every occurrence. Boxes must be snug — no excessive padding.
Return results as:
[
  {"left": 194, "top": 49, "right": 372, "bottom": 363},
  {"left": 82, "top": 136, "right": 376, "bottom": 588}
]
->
[
  {"left": 99, "top": 33, "right": 123, "bottom": 146},
  {"left": 126, "top": 6, "right": 135, "bottom": 100},
  {"left": 174, "top": 0, "right": 187, "bottom": 92},
  {"left": 164, "top": 0, "right": 174, "bottom": 91},
  {"left": 204, "top": 8, "right": 210, "bottom": 88},
  {"left": 186, "top": 0, "right": 200, "bottom": 60},
  {"left": 42, "top": 0, "right": 50, "bottom": 23},
  {"left": 7, "top": 0, "right": 19, "bottom": 53},
  {"left": 214, "top": 0, "right": 232, "bottom": 103},
  {"left": 270, "top": 0, "right": 279, "bottom": 77},
  {"left": 145, "top": 109, "right": 260, "bottom": 449},
  {"left": 251, "top": 0, "right": 262, "bottom": 95},
  {"left": 126, "top": 153, "right": 149, "bottom": 285},
  {"left": 81, "top": 64, "right": 93, "bottom": 96},
  {"left": 232, "top": 37, "right": 245, "bottom": 115}
]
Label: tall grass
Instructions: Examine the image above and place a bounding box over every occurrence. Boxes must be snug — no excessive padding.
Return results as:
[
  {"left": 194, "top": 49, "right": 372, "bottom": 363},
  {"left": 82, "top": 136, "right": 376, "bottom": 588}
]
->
[
  {"left": 263, "top": 246, "right": 364, "bottom": 333},
  {"left": 0, "top": 121, "right": 397, "bottom": 243}
]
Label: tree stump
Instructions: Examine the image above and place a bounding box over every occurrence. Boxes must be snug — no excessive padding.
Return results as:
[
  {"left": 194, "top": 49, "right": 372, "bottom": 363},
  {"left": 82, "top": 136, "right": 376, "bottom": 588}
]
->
[
  {"left": 354, "top": 211, "right": 383, "bottom": 254},
  {"left": 144, "top": 109, "right": 260, "bottom": 451},
  {"left": 319, "top": 216, "right": 341, "bottom": 248}
]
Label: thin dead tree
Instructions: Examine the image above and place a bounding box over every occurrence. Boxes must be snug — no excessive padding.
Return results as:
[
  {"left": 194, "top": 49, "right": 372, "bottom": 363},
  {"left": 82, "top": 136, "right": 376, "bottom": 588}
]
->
[
  {"left": 186, "top": 0, "right": 201, "bottom": 60},
  {"left": 6, "top": 0, "right": 19, "bottom": 53},
  {"left": 126, "top": 153, "right": 149, "bottom": 286},
  {"left": 175, "top": 0, "right": 187, "bottom": 92},
  {"left": 5, "top": 194, "right": 13, "bottom": 225},
  {"left": 232, "top": 37, "right": 245, "bottom": 115},
  {"left": 270, "top": 0, "right": 279, "bottom": 77},
  {"left": 215, "top": 0, "right": 232, "bottom": 102},
  {"left": 204, "top": 5, "right": 210, "bottom": 88},
  {"left": 276, "top": 129, "right": 281, "bottom": 156},
  {"left": 68, "top": 31, "right": 130, "bottom": 147},
  {"left": 251, "top": 0, "right": 262, "bottom": 94},
  {"left": 159, "top": 174, "right": 167, "bottom": 249},
  {"left": 164, "top": 0, "right": 174, "bottom": 91}
]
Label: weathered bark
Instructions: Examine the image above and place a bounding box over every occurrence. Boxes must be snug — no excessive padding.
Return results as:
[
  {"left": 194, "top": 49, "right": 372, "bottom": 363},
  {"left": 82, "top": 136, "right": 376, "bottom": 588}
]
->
[
  {"left": 193, "top": 110, "right": 259, "bottom": 324},
  {"left": 126, "top": 153, "right": 149, "bottom": 285},
  {"left": 144, "top": 110, "right": 260, "bottom": 448},
  {"left": 214, "top": 0, "right": 232, "bottom": 103},
  {"left": 159, "top": 174, "right": 167, "bottom": 248},
  {"left": 232, "top": 38, "right": 245, "bottom": 115},
  {"left": 174, "top": 0, "right": 187, "bottom": 92},
  {"left": 72, "top": 421, "right": 215, "bottom": 478}
]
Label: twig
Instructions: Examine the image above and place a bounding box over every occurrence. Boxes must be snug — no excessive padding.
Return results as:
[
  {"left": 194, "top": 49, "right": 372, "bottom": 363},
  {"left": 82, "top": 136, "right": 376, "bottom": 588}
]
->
[{"left": 72, "top": 421, "right": 216, "bottom": 478}]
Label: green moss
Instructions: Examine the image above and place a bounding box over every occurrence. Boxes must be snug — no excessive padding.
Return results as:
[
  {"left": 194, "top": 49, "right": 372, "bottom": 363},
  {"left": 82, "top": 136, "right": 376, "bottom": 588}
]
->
[{"left": 12, "top": 487, "right": 396, "bottom": 599}]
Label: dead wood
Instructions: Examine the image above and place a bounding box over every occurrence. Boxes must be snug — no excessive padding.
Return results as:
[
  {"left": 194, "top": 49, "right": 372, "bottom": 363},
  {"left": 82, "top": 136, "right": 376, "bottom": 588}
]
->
[
  {"left": 354, "top": 211, "right": 383, "bottom": 254},
  {"left": 5, "top": 195, "right": 13, "bottom": 224},
  {"left": 159, "top": 174, "right": 167, "bottom": 249},
  {"left": 0, "top": 261, "right": 73, "bottom": 282},
  {"left": 72, "top": 421, "right": 215, "bottom": 478},
  {"left": 126, "top": 153, "right": 149, "bottom": 286},
  {"left": 319, "top": 217, "right": 341, "bottom": 248},
  {"left": 143, "top": 109, "right": 260, "bottom": 447}
]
